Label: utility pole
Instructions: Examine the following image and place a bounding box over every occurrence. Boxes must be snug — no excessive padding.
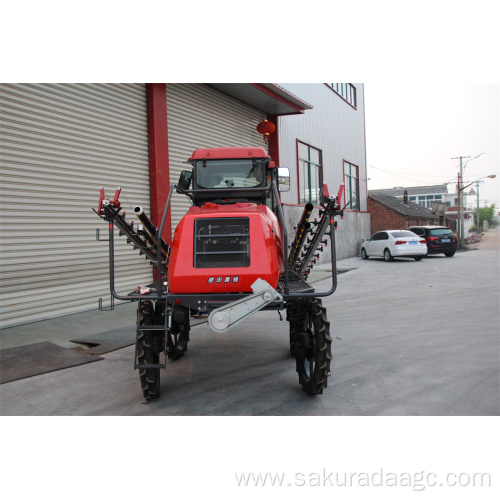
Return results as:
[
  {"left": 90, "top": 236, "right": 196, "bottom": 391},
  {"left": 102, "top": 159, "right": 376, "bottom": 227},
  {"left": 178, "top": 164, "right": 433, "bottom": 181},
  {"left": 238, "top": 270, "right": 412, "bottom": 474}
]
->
[
  {"left": 452, "top": 155, "right": 471, "bottom": 243},
  {"left": 475, "top": 180, "right": 483, "bottom": 232},
  {"left": 457, "top": 173, "right": 461, "bottom": 240}
]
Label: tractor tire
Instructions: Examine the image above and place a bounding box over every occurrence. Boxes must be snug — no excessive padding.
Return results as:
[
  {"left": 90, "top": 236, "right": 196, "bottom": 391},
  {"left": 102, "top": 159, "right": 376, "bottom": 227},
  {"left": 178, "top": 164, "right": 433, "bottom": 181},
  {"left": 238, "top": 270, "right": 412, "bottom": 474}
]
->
[
  {"left": 293, "top": 298, "right": 332, "bottom": 395},
  {"left": 167, "top": 305, "right": 190, "bottom": 360},
  {"left": 137, "top": 300, "right": 161, "bottom": 402},
  {"left": 286, "top": 303, "right": 302, "bottom": 357}
]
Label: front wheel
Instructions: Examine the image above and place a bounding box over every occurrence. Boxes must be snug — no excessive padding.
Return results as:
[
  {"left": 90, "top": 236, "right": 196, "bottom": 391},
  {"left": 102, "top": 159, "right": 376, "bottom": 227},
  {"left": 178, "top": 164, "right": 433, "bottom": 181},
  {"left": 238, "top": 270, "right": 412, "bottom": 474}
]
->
[
  {"left": 361, "top": 248, "right": 369, "bottom": 260},
  {"left": 137, "top": 301, "right": 161, "bottom": 402},
  {"left": 294, "top": 298, "right": 332, "bottom": 395},
  {"left": 414, "top": 256, "right": 422, "bottom": 261},
  {"left": 384, "top": 248, "right": 394, "bottom": 262}
]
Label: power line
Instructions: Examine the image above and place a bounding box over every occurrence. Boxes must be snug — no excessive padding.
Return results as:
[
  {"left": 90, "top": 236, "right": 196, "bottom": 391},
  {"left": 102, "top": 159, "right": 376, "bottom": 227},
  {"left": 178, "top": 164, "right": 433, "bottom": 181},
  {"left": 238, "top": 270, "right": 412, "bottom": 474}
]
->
[
  {"left": 367, "top": 165, "right": 458, "bottom": 186},
  {"left": 368, "top": 164, "right": 458, "bottom": 179}
]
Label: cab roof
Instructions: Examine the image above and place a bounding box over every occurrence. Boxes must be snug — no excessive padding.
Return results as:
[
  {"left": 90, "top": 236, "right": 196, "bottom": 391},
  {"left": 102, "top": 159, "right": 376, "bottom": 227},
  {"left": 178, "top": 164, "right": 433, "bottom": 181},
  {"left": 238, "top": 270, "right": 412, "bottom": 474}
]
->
[{"left": 189, "top": 147, "right": 270, "bottom": 161}]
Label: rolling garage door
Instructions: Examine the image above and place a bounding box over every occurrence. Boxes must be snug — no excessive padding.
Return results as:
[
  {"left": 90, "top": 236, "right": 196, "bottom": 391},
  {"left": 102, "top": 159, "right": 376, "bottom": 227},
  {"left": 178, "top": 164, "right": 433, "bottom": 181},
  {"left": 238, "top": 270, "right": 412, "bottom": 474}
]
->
[
  {"left": 165, "top": 84, "right": 268, "bottom": 229},
  {"left": 0, "top": 83, "right": 153, "bottom": 328}
]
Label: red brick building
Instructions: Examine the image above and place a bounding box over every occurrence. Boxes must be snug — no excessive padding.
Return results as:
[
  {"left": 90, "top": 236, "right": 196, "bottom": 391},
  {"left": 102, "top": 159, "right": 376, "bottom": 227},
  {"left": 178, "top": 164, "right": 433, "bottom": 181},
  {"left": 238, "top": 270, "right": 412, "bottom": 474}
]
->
[{"left": 368, "top": 192, "right": 439, "bottom": 235}]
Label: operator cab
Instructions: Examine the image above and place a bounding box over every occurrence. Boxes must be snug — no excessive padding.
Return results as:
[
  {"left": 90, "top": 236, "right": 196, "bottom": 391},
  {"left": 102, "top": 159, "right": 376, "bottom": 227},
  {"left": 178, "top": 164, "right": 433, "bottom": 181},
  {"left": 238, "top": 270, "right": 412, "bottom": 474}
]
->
[{"left": 178, "top": 147, "right": 288, "bottom": 210}]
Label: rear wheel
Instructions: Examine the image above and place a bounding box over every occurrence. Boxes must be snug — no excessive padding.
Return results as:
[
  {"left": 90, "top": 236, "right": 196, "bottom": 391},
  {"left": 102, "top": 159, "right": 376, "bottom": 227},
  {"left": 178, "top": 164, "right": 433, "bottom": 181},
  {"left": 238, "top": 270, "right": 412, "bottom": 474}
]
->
[
  {"left": 414, "top": 256, "right": 422, "bottom": 261},
  {"left": 384, "top": 248, "right": 394, "bottom": 262},
  {"left": 445, "top": 252, "right": 455, "bottom": 257},
  {"left": 137, "top": 300, "right": 161, "bottom": 402},
  {"left": 167, "top": 305, "right": 190, "bottom": 360},
  {"left": 293, "top": 298, "right": 332, "bottom": 395},
  {"left": 286, "top": 305, "right": 298, "bottom": 357},
  {"left": 361, "top": 248, "right": 369, "bottom": 260}
]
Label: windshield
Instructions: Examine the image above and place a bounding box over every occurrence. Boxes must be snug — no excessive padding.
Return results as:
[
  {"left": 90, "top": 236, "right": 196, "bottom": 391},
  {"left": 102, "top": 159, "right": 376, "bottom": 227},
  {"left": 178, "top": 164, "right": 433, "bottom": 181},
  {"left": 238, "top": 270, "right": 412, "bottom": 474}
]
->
[
  {"left": 391, "top": 231, "right": 418, "bottom": 238},
  {"left": 429, "top": 228, "right": 454, "bottom": 236},
  {"left": 195, "top": 159, "right": 264, "bottom": 189}
]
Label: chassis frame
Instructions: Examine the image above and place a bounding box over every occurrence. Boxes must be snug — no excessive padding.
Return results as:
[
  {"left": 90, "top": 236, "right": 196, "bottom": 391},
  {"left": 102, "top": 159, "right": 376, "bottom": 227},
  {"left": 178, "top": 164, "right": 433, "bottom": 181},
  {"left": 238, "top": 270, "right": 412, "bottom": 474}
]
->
[{"left": 97, "top": 181, "right": 343, "bottom": 371}]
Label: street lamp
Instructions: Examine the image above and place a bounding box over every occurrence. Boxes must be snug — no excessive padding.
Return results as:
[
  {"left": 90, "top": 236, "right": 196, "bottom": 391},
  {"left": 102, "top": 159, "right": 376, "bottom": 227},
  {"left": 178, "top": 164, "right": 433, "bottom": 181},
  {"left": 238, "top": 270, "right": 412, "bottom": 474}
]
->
[{"left": 451, "top": 153, "right": 487, "bottom": 242}]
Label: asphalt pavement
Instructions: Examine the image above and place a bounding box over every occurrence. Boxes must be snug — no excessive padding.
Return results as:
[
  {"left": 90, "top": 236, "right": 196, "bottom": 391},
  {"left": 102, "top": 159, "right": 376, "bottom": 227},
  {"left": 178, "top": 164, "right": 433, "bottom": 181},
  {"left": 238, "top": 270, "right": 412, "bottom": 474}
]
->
[{"left": 1, "top": 229, "right": 498, "bottom": 415}]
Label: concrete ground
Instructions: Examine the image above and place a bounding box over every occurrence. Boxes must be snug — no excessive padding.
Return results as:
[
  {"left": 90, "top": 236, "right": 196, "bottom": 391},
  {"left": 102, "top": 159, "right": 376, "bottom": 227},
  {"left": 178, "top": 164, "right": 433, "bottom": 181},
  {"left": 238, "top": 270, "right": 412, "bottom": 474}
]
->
[{"left": 1, "top": 229, "right": 498, "bottom": 415}]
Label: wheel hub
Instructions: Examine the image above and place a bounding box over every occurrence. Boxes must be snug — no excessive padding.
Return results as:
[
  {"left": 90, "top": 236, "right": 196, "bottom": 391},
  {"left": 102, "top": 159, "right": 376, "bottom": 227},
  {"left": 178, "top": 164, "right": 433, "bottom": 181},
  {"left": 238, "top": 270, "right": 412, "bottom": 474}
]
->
[{"left": 297, "top": 328, "right": 314, "bottom": 360}]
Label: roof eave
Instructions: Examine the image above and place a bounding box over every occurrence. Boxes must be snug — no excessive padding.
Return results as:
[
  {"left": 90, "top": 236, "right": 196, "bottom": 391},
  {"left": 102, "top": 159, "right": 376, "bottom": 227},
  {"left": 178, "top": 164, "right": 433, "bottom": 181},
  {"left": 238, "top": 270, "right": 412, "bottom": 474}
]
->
[
  {"left": 369, "top": 194, "right": 438, "bottom": 218},
  {"left": 206, "top": 83, "right": 313, "bottom": 116}
]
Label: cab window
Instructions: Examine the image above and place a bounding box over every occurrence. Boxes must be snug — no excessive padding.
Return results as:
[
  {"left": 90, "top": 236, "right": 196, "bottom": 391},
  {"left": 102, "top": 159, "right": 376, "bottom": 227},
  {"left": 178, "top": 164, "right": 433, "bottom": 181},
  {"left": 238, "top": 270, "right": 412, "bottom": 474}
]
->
[{"left": 194, "top": 159, "right": 265, "bottom": 189}]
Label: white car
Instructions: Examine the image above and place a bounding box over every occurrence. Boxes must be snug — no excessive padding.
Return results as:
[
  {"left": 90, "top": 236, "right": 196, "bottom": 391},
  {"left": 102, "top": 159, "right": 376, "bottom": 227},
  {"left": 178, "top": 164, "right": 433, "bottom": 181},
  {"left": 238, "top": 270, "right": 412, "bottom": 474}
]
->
[{"left": 361, "top": 230, "right": 428, "bottom": 262}]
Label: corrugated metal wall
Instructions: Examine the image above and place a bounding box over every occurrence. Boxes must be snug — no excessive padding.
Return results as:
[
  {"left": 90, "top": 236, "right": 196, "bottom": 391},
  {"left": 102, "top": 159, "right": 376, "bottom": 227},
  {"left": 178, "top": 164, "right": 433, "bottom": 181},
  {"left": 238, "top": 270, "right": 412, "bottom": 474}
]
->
[
  {"left": 0, "top": 83, "right": 153, "bottom": 328},
  {"left": 165, "top": 84, "right": 268, "bottom": 228}
]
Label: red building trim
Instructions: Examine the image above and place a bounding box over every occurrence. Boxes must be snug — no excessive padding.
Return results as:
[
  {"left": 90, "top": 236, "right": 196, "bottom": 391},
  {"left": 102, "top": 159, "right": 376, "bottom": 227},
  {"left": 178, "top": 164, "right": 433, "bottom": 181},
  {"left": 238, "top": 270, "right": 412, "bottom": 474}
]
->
[
  {"left": 267, "top": 114, "right": 280, "bottom": 164},
  {"left": 267, "top": 114, "right": 281, "bottom": 201},
  {"left": 251, "top": 84, "right": 306, "bottom": 114},
  {"left": 146, "top": 83, "right": 172, "bottom": 243}
]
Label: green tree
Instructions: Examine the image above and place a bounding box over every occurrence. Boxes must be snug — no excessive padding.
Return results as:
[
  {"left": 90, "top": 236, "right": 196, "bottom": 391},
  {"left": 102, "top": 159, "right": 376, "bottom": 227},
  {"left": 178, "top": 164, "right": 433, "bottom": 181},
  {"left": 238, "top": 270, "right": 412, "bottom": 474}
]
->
[{"left": 473, "top": 204, "right": 497, "bottom": 230}]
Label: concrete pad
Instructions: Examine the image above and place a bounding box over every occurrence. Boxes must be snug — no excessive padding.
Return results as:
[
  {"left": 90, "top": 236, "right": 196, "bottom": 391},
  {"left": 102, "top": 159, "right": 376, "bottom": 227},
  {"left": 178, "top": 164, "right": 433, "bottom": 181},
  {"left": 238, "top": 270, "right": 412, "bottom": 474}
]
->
[
  {"left": 0, "top": 342, "right": 103, "bottom": 384},
  {"left": 0, "top": 302, "right": 138, "bottom": 350},
  {"left": 0, "top": 229, "right": 498, "bottom": 415},
  {"left": 70, "top": 325, "right": 136, "bottom": 354}
]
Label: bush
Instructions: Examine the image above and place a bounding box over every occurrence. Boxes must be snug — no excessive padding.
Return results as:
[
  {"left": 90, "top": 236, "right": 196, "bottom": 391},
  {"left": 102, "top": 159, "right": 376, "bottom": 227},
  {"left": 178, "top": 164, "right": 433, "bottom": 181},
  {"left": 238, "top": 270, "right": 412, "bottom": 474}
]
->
[{"left": 473, "top": 204, "right": 497, "bottom": 229}]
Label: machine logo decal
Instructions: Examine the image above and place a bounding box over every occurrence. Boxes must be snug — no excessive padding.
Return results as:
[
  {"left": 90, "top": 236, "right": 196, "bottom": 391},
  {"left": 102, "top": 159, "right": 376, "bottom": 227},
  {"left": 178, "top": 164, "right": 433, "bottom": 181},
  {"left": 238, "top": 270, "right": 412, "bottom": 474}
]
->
[{"left": 207, "top": 276, "right": 240, "bottom": 284}]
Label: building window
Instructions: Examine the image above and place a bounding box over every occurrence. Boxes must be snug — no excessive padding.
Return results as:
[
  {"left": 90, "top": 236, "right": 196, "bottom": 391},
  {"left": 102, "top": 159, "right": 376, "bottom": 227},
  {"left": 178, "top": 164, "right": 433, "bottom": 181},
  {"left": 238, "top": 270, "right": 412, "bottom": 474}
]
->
[
  {"left": 328, "top": 83, "right": 357, "bottom": 108},
  {"left": 412, "top": 194, "right": 444, "bottom": 209},
  {"left": 344, "top": 161, "right": 360, "bottom": 210},
  {"left": 298, "top": 141, "right": 323, "bottom": 205}
]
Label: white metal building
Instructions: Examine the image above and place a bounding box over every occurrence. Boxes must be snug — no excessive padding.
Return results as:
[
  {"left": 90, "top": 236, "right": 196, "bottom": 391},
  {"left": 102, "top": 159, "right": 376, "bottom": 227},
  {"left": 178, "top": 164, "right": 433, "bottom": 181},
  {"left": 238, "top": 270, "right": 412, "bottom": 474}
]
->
[{"left": 277, "top": 83, "right": 370, "bottom": 260}]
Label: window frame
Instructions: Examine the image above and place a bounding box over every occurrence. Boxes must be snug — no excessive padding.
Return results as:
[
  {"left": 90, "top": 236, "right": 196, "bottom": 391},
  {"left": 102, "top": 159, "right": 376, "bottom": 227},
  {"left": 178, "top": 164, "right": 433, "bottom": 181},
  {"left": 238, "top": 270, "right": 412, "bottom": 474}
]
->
[
  {"left": 326, "top": 83, "right": 357, "bottom": 108},
  {"left": 412, "top": 193, "right": 445, "bottom": 209},
  {"left": 296, "top": 140, "right": 324, "bottom": 206},
  {"left": 343, "top": 160, "right": 360, "bottom": 211}
]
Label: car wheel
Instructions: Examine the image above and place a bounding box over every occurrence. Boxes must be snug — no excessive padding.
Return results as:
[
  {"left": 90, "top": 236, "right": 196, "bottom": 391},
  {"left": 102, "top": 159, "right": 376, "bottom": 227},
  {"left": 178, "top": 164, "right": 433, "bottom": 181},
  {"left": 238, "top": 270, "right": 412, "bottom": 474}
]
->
[
  {"left": 361, "top": 248, "right": 369, "bottom": 260},
  {"left": 445, "top": 252, "right": 455, "bottom": 257},
  {"left": 384, "top": 248, "right": 394, "bottom": 262},
  {"left": 414, "top": 256, "right": 422, "bottom": 261}
]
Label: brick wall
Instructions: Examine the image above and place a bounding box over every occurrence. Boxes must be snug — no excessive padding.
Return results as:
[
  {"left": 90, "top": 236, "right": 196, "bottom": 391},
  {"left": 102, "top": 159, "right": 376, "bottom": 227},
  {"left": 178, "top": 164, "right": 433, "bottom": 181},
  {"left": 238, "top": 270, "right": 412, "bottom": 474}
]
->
[{"left": 368, "top": 198, "right": 437, "bottom": 234}]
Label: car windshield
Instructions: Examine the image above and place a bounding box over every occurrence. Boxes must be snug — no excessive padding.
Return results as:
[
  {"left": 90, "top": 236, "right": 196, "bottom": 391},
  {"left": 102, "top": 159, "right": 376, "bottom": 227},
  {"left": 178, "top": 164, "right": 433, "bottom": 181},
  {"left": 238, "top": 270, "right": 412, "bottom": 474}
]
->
[
  {"left": 390, "top": 231, "right": 418, "bottom": 238},
  {"left": 195, "top": 159, "right": 264, "bottom": 189},
  {"left": 429, "top": 228, "right": 454, "bottom": 236}
]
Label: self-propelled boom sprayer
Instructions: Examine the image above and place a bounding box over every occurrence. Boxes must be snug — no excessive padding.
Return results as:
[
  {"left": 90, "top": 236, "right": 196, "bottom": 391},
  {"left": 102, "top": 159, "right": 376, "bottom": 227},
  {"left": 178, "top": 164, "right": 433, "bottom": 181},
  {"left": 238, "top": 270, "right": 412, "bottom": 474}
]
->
[{"left": 94, "top": 147, "right": 345, "bottom": 401}]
